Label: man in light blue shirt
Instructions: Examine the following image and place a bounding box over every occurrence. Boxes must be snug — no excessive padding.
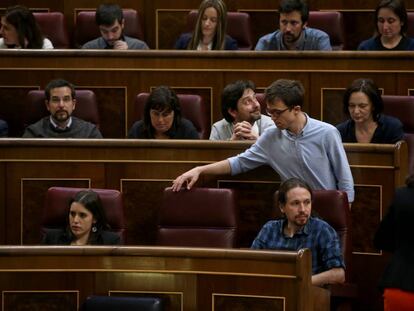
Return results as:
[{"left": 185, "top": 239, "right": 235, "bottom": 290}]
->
[
  {"left": 255, "top": 0, "right": 331, "bottom": 51},
  {"left": 172, "top": 79, "right": 354, "bottom": 203}
]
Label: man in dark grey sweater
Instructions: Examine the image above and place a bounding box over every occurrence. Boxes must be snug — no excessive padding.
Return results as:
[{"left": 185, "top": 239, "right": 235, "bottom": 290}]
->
[
  {"left": 23, "top": 79, "right": 102, "bottom": 138},
  {"left": 82, "top": 3, "right": 149, "bottom": 50}
]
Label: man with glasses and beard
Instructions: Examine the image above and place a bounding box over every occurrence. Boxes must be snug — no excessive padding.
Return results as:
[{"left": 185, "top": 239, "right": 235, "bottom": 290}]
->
[
  {"left": 255, "top": 0, "right": 331, "bottom": 51},
  {"left": 209, "top": 80, "right": 273, "bottom": 141},
  {"left": 23, "top": 79, "right": 102, "bottom": 138},
  {"left": 172, "top": 79, "right": 354, "bottom": 204}
]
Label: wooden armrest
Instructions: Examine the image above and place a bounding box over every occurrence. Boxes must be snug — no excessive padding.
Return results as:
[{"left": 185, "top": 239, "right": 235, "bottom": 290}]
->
[
  {"left": 312, "top": 286, "right": 330, "bottom": 311},
  {"left": 330, "top": 282, "right": 358, "bottom": 298}
]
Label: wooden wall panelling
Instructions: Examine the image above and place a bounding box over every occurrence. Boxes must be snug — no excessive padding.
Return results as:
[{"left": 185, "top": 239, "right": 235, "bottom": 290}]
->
[
  {"left": 0, "top": 163, "right": 5, "bottom": 245},
  {"left": 3, "top": 289, "right": 79, "bottom": 311},
  {"left": 0, "top": 247, "right": 314, "bottom": 311},
  {"left": 0, "top": 86, "right": 39, "bottom": 138},
  {"left": 156, "top": 9, "right": 190, "bottom": 50}
]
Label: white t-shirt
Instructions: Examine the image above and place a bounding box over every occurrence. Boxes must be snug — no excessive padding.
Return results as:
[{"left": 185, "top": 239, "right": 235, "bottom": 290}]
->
[{"left": 0, "top": 37, "right": 53, "bottom": 49}]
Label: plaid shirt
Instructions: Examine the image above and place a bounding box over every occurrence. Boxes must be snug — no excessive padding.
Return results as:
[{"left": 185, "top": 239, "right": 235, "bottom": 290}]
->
[{"left": 251, "top": 217, "right": 345, "bottom": 274}]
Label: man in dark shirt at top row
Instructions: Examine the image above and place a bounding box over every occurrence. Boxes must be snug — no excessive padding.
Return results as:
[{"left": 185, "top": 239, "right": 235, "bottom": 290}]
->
[{"left": 23, "top": 79, "right": 102, "bottom": 138}]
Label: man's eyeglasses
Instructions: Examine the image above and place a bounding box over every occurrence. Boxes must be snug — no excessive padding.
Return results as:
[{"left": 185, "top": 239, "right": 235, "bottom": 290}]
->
[
  {"left": 266, "top": 107, "right": 289, "bottom": 117},
  {"left": 49, "top": 96, "right": 73, "bottom": 104}
]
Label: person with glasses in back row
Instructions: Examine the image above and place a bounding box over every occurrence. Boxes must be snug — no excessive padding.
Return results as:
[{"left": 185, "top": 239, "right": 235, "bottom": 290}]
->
[
  {"left": 172, "top": 79, "right": 354, "bottom": 206},
  {"left": 22, "top": 79, "right": 102, "bottom": 138}
]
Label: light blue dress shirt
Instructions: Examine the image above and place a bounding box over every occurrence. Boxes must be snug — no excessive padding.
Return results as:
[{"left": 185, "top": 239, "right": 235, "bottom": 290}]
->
[
  {"left": 255, "top": 27, "right": 332, "bottom": 51},
  {"left": 228, "top": 114, "right": 355, "bottom": 202}
]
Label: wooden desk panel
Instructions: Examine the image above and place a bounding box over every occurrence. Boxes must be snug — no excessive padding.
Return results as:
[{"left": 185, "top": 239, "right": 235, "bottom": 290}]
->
[{"left": 0, "top": 246, "right": 313, "bottom": 311}]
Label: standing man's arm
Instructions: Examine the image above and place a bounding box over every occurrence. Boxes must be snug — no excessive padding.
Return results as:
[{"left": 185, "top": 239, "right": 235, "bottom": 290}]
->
[
  {"left": 171, "top": 159, "right": 231, "bottom": 191},
  {"left": 327, "top": 129, "right": 355, "bottom": 202}
]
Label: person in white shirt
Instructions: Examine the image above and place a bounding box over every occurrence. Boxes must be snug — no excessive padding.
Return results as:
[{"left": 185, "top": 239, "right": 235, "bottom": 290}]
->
[
  {"left": 209, "top": 80, "right": 274, "bottom": 141},
  {"left": 0, "top": 5, "right": 53, "bottom": 49}
]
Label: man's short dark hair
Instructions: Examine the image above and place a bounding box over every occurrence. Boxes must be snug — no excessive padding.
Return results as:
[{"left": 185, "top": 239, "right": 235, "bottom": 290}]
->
[
  {"left": 265, "top": 79, "right": 304, "bottom": 109},
  {"left": 45, "top": 79, "right": 76, "bottom": 101},
  {"left": 96, "top": 3, "right": 123, "bottom": 26},
  {"left": 279, "top": 0, "right": 309, "bottom": 24},
  {"left": 221, "top": 80, "right": 256, "bottom": 123}
]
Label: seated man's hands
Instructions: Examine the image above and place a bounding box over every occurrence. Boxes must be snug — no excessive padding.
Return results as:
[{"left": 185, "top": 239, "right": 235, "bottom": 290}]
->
[
  {"left": 231, "top": 121, "right": 258, "bottom": 140},
  {"left": 113, "top": 40, "right": 128, "bottom": 50}
]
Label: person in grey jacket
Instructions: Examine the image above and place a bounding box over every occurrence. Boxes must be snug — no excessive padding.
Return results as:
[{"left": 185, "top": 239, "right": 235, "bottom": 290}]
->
[
  {"left": 82, "top": 3, "right": 149, "bottom": 50},
  {"left": 23, "top": 79, "right": 102, "bottom": 138}
]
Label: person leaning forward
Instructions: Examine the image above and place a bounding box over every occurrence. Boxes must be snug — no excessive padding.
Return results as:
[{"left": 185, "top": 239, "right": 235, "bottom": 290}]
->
[{"left": 172, "top": 79, "right": 354, "bottom": 204}]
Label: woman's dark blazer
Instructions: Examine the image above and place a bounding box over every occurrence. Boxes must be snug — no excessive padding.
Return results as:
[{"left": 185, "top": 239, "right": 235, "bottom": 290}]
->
[
  {"left": 175, "top": 32, "right": 238, "bottom": 50},
  {"left": 374, "top": 186, "right": 414, "bottom": 292},
  {"left": 42, "top": 228, "right": 121, "bottom": 245}
]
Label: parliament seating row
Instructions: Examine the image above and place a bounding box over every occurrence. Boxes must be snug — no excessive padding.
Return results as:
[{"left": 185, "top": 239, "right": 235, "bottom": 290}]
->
[
  {"left": 23, "top": 90, "right": 209, "bottom": 139},
  {"left": 32, "top": 9, "right": 144, "bottom": 49},
  {"left": 7, "top": 89, "right": 414, "bottom": 174},
  {"left": 41, "top": 185, "right": 354, "bottom": 310},
  {"left": 31, "top": 9, "right": 348, "bottom": 50}
]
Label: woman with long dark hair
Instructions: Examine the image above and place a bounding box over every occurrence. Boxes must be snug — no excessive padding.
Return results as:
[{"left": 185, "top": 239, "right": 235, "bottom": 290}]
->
[
  {"left": 175, "top": 0, "right": 237, "bottom": 50},
  {"left": 0, "top": 5, "right": 53, "bottom": 49}
]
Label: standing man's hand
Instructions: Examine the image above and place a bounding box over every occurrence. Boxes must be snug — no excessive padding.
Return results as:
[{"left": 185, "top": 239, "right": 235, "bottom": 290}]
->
[{"left": 172, "top": 167, "right": 201, "bottom": 191}]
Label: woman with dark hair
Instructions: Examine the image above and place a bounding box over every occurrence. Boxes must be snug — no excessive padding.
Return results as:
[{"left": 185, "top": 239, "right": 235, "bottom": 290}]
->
[
  {"left": 175, "top": 0, "right": 237, "bottom": 50},
  {"left": 358, "top": 0, "right": 414, "bottom": 50},
  {"left": 128, "top": 86, "right": 199, "bottom": 139},
  {"left": 42, "top": 190, "right": 120, "bottom": 245},
  {"left": 0, "top": 5, "right": 53, "bottom": 49},
  {"left": 374, "top": 174, "right": 414, "bottom": 310},
  {"left": 336, "top": 78, "right": 403, "bottom": 143}
]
